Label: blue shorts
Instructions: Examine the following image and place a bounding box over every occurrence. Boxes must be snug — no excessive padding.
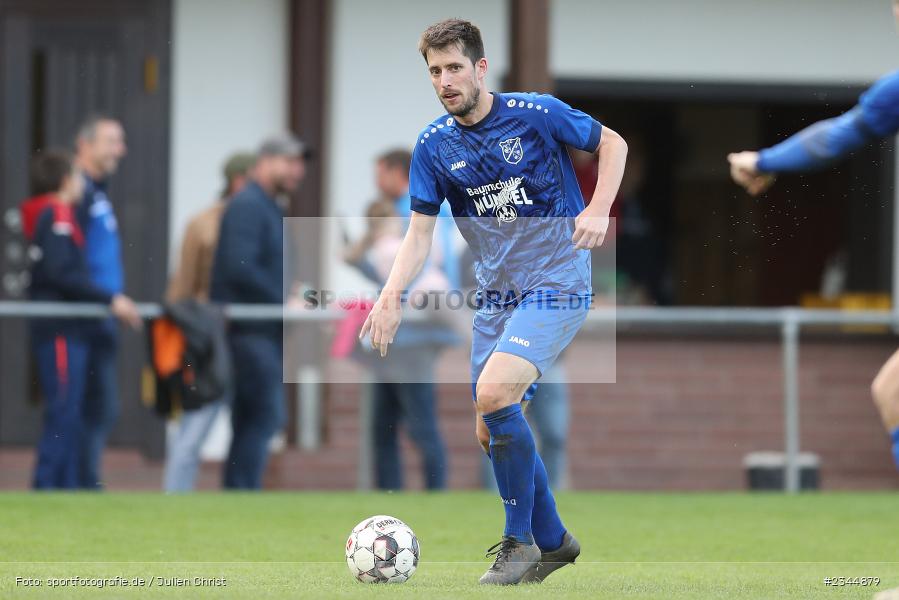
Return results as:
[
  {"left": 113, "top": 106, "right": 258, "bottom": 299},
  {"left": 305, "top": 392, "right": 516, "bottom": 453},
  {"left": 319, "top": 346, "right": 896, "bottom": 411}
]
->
[{"left": 470, "top": 290, "right": 591, "bottom": 402}]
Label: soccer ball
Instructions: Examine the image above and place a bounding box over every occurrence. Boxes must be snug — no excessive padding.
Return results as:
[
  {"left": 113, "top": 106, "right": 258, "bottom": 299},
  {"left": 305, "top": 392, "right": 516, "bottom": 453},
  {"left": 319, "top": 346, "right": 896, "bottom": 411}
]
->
[{"left": 345, "top": 515, "right": 419, "bottom": 583}]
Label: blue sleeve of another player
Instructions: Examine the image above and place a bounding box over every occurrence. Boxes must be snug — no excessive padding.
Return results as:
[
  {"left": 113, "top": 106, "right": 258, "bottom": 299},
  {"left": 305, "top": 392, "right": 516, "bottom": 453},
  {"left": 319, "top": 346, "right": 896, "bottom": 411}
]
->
[
  {"left": 537, "top": 94, "right": 603, "bottom": 153},
  {"left": 756, "top": 108, "right": 880, "bottom": 173},
  {"left": 409, "top": 142, "right": 443, "bottom": 216},
  {"left": 757, "top": 71, "right": 899, "bottom": 173}
]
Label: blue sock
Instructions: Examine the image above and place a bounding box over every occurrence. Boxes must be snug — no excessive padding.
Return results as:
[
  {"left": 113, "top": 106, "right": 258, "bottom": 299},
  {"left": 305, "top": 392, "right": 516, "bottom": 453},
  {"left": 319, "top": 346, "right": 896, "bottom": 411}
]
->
[
  {"left": 891, "top": 428, "right": 899, "bottom": 471},
  {"left": 483, "top": 404, "right": 536, "bottom": 545},
  {"left": 532, "top": 453, "right": 566, "bottom": 552}
]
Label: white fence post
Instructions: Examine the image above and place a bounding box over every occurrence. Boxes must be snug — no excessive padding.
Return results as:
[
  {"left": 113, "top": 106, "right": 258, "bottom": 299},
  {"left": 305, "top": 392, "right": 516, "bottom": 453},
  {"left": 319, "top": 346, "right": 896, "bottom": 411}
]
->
[{"left": 781, "top": 313, "right": 801, "bottom": 494}]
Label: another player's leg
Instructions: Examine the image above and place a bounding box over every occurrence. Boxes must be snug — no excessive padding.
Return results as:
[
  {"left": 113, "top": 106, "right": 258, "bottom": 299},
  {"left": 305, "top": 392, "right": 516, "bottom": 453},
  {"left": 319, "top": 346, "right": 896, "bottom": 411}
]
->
[
  {"left": 476, "top": 351, "right": 541, "bottom": 585},
  {"left": 862, "top": 352, "right": 899, "bottom": 600},
  {"left": 870, "top": 348, "right": 899, "bottom": 471},
  {"left": 875, "top": 587, "right": 899, "bottom": 600}
]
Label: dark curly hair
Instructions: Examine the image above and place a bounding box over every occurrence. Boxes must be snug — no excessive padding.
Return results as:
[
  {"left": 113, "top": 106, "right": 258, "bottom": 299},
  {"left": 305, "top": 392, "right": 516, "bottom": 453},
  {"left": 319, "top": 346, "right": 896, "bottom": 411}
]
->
[{"left": 418, "top": 18, "right": 485, "bottom": 66}]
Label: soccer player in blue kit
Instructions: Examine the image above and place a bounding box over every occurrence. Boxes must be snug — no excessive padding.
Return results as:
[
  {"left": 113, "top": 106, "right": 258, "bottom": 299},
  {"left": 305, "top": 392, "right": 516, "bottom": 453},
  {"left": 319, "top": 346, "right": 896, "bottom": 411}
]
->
[
  {"left": 359, "top": 19, "right": 627, "bottom": 584},
  {"left": 727, "top": 0, "right": 899, "bottom": 481}
]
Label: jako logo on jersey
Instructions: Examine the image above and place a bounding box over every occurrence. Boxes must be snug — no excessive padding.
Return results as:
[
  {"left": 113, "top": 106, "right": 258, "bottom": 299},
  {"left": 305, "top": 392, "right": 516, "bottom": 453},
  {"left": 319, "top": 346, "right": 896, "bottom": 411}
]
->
[
  {"left": 451, "top": 160, "right": 466, "bottom": 171},
  {"left": 508, "top": 336, "right": 530, "bottom": 347},
  {"left": 501, "top": 497, "right": 518, "bottom": 506},
  {"left": 499, "top": 137, "right": 524, "bottom": 164}
]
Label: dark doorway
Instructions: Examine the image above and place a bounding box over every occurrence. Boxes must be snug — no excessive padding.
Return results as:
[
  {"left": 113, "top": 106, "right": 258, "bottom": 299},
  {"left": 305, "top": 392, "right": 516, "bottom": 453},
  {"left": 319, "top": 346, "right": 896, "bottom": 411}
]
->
[
  {"left": 559, "top": 79, "right": 894, "bottom": 307},
  {"left": 0, "top": 0, "right": 171, "bottom": 457}
]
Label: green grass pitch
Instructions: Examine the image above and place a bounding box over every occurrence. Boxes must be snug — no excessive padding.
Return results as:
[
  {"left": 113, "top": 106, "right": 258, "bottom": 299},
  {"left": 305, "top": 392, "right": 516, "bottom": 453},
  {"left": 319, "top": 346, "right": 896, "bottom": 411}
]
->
[{"left": 1, "top": 491, "right": 897, "bottom": 599}]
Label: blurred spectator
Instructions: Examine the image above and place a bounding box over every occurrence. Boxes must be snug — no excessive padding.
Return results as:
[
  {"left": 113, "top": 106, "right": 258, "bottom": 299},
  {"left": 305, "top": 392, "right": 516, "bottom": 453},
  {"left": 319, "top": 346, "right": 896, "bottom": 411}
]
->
[
  {"left": 24, "top": 150, "right": 140, "bottom": 489},
  {"left": 525, "top": 363, "right": 570, "bottom": 489},
  {"left": 342, "top": 199, "right": 391, "bottom": 284},
  {"left": 211, "top": 134, "right": 308, "bottom": 490},
  {"left": 73, "top": 115, "right": 129, "bottom": 489},
  {"left": 573, "top": 140, "right": 668, "bottom": 305},
  {"left": 608, "top": 143, "right": 664, "bottom": 304},
  {"left": 167, "top": 153, "right": 254, "bottom": 303},
  {"left": 343, "top": 197, "right": 451, "bottom": 491},
  {"left": 372, "top": 149, "right": 458, "bottom": 491},
  {"left": 570, "top": 145, "right": 599, "bottom": 206},
  {"left": 346, "top": 199, "right": 452, "bottom": 307},
  {"left": 162, "top": 152, "right": 254, "bottom": 493},
  {"left": 376, "top": 149, "right": 460, "bottom": 289}
]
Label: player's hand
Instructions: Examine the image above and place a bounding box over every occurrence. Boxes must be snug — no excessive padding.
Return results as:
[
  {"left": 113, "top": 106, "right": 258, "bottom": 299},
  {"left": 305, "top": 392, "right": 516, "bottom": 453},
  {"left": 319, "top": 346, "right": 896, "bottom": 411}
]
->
[
  {"left": 110, "top": 294, "right": 142, "bottom": 330},
  {"left": 728, "top": 151, "right": 776, "bottom": 196},
  {"left": 358, "top": 294, "right": 402, "bottom": 357},
  {"left": 572, "top": 210, "right": 610, "bottom": 250}
]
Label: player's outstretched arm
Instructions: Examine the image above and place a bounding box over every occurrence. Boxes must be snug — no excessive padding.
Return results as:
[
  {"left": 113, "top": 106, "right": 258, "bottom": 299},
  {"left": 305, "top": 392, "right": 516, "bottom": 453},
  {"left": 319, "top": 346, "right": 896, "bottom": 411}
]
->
[
  {"left": 573, "top": 126, "right": 627, "bottom": 249},
  {"left": 727, "top": 151, "right": 776, "bottom": 197},
  {"left": 728, "top": 108, "right": 877, "bottom": 196},
  {"left": 729, "top": 70, "right": 899, "bottom": 196},
  {"left": 731, "top": 105, "right": 899, "bottom": 197},
  {"left": 359, "top": 211, "right": 437, "bottom": 357}
]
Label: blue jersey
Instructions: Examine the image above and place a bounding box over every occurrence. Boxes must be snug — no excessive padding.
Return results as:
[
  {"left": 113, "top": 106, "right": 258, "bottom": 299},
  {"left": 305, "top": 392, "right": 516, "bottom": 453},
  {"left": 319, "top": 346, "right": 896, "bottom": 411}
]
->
[
  {"left": 758, "top": 69, "right": 899, "bottom": 173},
  {"left": 409, "top": 92, "right": 602, "bottom": 304},
  {"left": 859, "top": 69, "right": 899, "bottom": 136},
  {"left": 76, "top": 175, "right": 124, "bottom": 295}
]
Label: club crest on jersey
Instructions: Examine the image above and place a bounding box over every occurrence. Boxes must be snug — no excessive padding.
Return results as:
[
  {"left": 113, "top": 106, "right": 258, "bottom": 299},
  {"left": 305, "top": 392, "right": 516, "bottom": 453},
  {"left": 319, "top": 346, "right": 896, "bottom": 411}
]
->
[
  {"left": 496, "top": 204, "right": 517, "bottom": 224},
  {"left": 499, "top": 137, "right": 523, "bottom": 165}
]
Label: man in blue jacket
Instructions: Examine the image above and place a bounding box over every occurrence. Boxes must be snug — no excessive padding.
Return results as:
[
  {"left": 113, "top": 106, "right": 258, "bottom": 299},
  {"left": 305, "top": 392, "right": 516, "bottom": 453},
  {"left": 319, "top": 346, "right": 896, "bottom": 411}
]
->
[
  {"left": 73, "top": 115, "right": 128, "bottom": 489},
  {"left": 211, "top": 134, "right": 308, "bottom": 489}
]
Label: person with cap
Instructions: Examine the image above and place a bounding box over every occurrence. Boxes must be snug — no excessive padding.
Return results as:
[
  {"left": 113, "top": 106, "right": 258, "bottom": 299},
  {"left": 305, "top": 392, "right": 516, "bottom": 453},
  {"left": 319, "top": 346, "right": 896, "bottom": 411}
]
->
[
  {"left": 162, "top": 151, "right": 254, "bottom": 492},
  {"left": 210, "top": 134, "right": 309, "bottom": 489}
]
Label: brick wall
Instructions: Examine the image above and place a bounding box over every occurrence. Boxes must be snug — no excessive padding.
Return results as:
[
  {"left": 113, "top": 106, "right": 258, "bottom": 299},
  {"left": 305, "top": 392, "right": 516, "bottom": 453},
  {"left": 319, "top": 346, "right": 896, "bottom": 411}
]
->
[
  {"left": 269, "top": 333, "right": 899, "bottom": 491},
  {"left": 2, "top": 333, "right": 897, "bottom": 491}
]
